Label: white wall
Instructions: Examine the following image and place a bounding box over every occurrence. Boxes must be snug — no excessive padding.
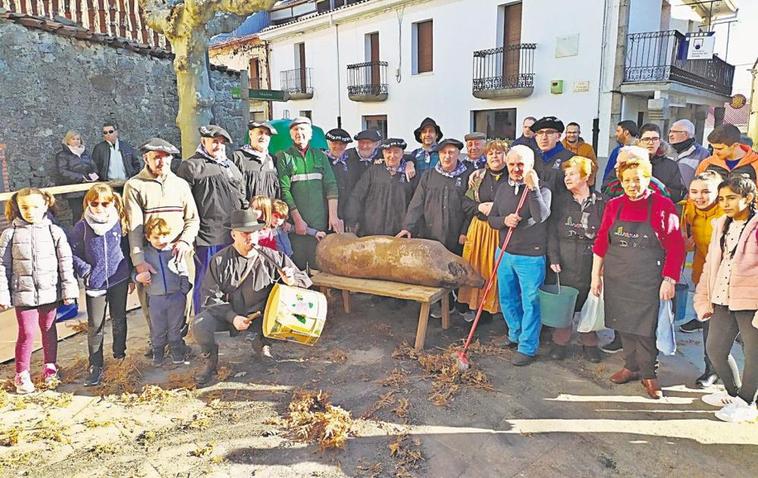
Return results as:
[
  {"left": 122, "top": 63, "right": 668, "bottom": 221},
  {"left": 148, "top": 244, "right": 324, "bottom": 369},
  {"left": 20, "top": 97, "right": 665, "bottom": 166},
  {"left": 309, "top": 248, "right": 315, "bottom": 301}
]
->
[{"left": 265, "top": 0, "right": 607, "bottom": 148}]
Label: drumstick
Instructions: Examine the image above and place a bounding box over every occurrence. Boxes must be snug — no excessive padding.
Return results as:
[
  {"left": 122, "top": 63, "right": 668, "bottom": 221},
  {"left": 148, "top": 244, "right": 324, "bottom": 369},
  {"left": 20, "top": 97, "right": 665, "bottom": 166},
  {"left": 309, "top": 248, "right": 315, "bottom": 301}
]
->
[{"left": 243, "top": 311, "right": 263, "bottom": 324}]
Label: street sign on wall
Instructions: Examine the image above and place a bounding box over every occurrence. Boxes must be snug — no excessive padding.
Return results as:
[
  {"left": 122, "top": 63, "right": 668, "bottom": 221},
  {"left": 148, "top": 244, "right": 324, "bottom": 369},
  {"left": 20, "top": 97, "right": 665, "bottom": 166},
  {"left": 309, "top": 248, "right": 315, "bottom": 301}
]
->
[{"left": 231, "top": 87, "right": 288, "bottom": 102}]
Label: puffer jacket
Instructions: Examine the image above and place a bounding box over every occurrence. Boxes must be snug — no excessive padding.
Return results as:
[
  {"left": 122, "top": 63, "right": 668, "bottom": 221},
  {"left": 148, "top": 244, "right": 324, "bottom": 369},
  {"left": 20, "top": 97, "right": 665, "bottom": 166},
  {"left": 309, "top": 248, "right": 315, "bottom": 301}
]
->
[
  {"left": 694, "top": 214, "right": 758, "bottom": 324},
  {"left": 138, "top": 245, "right": 192, "bottom": 296},
  {"left": 0, "top": 217, "right": 80, "bottom": 307},
  {"left": 56, "top": 146, "right": 98, "bottom": 184},
  {"left": 680, "top": 200, "right": 724, "bottom": 285},
  {"left": 69, "top": 219, "right": 131, "bottom": 291}
]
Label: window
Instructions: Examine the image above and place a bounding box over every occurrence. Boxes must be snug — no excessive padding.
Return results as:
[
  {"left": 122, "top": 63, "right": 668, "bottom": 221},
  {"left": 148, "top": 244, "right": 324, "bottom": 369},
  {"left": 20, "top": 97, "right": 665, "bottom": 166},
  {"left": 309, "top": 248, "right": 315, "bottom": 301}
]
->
[
  {"left": 362, "top": 115, "right": 388, "bottom": 139},
  {"left": 300, "top": 110, "right": 312, "bottom": 119},
  {"left": 412, "top": 20, "right": 433, "bottom": 74},
  {"left": 249, "top": 58, "right": 261, "bottom": 89},
  {"left": 473, "top": 108, "right": 517, "bottom": 141},
  {"left": 295, "top": 42, "right": 307, "bottom": 91}
]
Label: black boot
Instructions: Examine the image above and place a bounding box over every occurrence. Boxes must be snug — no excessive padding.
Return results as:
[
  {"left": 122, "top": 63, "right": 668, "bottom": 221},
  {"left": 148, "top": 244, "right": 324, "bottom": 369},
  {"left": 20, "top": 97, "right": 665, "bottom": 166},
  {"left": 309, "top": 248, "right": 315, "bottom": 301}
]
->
[{"left": 195, "top": 345, "right": 219, "bottom": 387}]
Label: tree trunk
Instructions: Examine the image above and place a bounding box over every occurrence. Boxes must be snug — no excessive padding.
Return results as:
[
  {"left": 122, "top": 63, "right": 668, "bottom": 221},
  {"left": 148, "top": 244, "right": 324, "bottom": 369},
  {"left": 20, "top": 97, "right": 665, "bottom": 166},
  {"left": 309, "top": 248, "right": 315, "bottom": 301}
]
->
[{"left": 173, "top": 32, "right": 214, "bottom": 157}]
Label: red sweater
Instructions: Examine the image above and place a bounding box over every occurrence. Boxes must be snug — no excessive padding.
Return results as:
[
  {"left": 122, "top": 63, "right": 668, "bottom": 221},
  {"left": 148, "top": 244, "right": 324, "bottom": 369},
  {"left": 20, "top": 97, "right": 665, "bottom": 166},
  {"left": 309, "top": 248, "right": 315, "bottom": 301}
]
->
[
  {"left": 592, "top": 191, "right": 685, "bottom": 281},
  {"left": 258, "top": 229, "right": 278, "bottom": 251}
]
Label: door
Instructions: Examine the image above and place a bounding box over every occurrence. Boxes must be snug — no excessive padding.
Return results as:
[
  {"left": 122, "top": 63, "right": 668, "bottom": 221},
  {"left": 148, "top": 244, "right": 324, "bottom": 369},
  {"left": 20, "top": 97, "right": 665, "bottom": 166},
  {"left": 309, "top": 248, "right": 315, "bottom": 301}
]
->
[
  {"left": 503, "top": 2, "right": 522, "bottom": 85},
  {"left": 369, "top": 32, "right": 380, "bottom": 91}
]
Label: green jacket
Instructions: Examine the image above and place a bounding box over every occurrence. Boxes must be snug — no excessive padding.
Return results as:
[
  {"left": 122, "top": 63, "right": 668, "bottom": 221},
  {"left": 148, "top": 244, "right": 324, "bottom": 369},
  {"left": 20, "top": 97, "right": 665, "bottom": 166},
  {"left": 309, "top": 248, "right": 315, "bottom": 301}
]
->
[{"left": 276, "top": 145, "right": 339, "bottom": 230}]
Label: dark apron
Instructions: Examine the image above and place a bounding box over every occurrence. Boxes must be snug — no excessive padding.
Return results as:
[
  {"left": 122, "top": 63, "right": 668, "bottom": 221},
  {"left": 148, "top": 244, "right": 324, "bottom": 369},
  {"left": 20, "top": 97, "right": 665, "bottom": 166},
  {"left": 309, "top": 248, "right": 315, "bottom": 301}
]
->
[{"left": 603, "top": 196, "right": 664, "bottom": 337}]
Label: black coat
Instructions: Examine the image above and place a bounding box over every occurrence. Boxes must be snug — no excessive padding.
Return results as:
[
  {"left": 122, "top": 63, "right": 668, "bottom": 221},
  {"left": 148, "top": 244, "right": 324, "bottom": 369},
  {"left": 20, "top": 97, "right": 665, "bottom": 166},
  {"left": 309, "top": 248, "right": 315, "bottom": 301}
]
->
[
  {"left": 345, "top": 163, "right": 419, "bottom": 237},
  {"left": 55, "top": 146, "right": 98, "bottom": 184},
  {"left": 403, "top": 164, "right": 475, "bottom": 253},
  {"left": 651, "top": 154, "right": 686, "bottom": 202},
  {"left": 231, "top": 146, "right": 280, "bottom": 200},
  {"left": 176, "top": 151, "right": 247, "bottom": 247},
  {"left": 91, "top": 140, "right": 141, "bottom": 180}
]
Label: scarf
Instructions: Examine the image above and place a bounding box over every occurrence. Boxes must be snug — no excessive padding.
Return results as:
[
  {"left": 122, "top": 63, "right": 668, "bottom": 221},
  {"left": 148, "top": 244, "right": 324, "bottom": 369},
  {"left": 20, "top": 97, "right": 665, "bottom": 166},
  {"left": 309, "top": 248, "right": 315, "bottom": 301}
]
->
[
  {"left": 434, "top": 160, "right": 468, "bottom": 178},
  {"left": 386, "top": 160, "right": 407, "bottom": 177},
  {"left": 328, "top": 151, "right": 348, "bottom": 170},
  {"left": 196, "top": 143, "right": 229, "bottom": 166},
  {"left": 672, "top": 137, "right": 695, "bottom": 154},
  {"left": 84, "top": 205, "right": 120, "bottom": 236},
  {"left": 68, "top": 144, "right": 85, "bottom": 157},
  {"left": 358, "top": 149, "right": 377, "bottom": 163}
]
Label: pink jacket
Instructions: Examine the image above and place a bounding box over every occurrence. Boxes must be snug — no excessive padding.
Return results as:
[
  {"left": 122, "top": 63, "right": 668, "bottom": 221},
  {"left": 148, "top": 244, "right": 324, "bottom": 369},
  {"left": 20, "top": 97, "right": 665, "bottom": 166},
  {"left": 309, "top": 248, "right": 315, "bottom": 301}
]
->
[{"left": 693, "top": 214, "right": 758, "bottom": 327}]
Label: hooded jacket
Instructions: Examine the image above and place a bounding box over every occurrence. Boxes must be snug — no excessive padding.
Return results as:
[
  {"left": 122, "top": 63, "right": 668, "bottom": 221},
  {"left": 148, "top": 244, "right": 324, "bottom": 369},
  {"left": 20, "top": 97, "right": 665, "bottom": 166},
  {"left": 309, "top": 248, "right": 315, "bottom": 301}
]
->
[
  {"left": 695, "top": 144, "right": 758, "bottom": 183},
  {"left": 0, "top": 217, "right": 79, "bottom": 307}
]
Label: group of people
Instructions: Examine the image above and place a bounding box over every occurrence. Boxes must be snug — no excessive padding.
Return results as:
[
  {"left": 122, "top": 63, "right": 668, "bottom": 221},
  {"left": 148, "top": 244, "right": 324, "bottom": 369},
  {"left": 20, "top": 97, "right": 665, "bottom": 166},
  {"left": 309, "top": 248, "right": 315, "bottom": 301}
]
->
[{"left": 2, "top": 114, "right": 757, "bottom": 423}]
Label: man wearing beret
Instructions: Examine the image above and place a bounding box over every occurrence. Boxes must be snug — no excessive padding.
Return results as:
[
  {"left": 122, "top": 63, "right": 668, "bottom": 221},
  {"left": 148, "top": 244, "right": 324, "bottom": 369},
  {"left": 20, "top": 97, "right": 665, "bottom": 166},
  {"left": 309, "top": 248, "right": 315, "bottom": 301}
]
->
[
  {"left": 325, "top": 128, "right": 354, "bottom": 222},
  {"left": 123, "top": 138, "right": 200, "bottom": 352},
  {"left": 231, "top": 121, "right": 280, "bottom": 200},
  {"left": 532, "top": 116, "right": 574, "bottom": 190},
  {"left": 410, "top": 117, "right": 443, "bottom": 174},
  {"left": 276, "top": 117, "right": 343, "bottom": 269},
  {"left": 176, "top": 125, "right": 247, "bottom": 314},
  {"left": 462, "top": 132, "right": 487, "bottom": 169},
  {"left": 346, "top": 138, "right": 419, "bottom": 237}
]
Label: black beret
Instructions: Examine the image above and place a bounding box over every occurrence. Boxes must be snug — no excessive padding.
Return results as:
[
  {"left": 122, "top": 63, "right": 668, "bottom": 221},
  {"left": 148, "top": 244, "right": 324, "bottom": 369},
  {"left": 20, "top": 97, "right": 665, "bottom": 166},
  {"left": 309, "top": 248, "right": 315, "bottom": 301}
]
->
[
  {"left": 530, "top": 116, "right": 565, "bottom": 134},
  {"left": 378, "top": 138, "right": 407, "bottom": 150},
  {"left": 354, "top": 129, "right": 382, "bottom": 142},
  {"left": 199, "top": 125, "right": 232, "bottom": 142},
  {"left": 437, "top": 138, "right": 464, "bottom": 150},
  {"left": 248, "top": 121, "right": 277, "bottom": 135},
  {"left": 325, "top": 128, "right": 352, "bottom": 143},
  {"left": 139, "top": 138, "right": 180, "bottom": 155}
]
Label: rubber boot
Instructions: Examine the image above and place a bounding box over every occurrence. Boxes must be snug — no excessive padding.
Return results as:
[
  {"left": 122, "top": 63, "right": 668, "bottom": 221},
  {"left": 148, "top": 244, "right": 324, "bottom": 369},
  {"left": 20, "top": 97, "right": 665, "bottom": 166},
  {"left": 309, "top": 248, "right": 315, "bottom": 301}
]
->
[{"left": 195, "top": 344, "right": 219, "bottom": 387}]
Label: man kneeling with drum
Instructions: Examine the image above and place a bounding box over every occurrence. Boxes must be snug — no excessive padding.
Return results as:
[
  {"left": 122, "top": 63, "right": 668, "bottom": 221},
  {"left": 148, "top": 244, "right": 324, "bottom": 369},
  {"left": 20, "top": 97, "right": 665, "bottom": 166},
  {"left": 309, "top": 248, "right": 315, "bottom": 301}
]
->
[{"left": 193, "top": 209, "right": 312, "bottom": 387}]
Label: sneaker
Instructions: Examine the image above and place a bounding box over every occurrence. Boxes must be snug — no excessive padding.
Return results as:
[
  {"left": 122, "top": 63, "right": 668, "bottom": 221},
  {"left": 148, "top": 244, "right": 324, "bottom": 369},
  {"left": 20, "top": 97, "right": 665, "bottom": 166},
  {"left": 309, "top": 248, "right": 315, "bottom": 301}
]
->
[
  {"left": 582, "top": 346, "right": 602, "bottom": 364},
  {"left": 43, "top": 363, "right": 59, "bottom": 386},
  {"left": 14, "top": 371, "right": 35, "bottom": 394},
  {"left": 679, "top": 319, "right": 704, "bottom": 333},
  {"left": 462, "top": 311, "right": 476, "bottom": 323},
  {"left": 511, "top": 351, "right": 535, "bottom": 366},
  {"left": 600, "top": 336, "right": 623, "bottom": 354},
  {"left": 715, "top": 397, "right": 758, "bottom": 423},
  {"left": 695, "top": 371, "right": 718, "bottom": 389},
  {"left": 84, "top": 366, "right": 103, "bottom": 387},
  {"left": 170, "top": 349, "right": 187, "bottom": 365},
  {"left": 702, "top": 391, "right": 738, "bottom": 407},
  {"left": 430, "top": 303, "right": 443, "bottom": 319},
  {"left": 152, "top": 349, "right": 165, "bottom": 367}
]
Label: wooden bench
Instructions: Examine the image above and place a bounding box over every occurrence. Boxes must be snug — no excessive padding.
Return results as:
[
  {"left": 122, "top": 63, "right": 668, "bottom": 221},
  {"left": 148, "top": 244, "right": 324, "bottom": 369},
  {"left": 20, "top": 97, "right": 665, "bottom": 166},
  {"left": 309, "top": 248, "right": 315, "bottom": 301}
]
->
[{"left": 310, "top": 271, "right": 450, "bottom": 351}]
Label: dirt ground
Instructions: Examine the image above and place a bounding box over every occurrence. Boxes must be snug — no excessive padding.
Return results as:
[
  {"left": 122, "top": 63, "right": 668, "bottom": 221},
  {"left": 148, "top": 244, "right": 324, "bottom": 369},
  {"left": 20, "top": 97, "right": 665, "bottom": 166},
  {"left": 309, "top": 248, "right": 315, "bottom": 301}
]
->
[{"left": 1, "top": 294, "right": 757, "bottom": 478}]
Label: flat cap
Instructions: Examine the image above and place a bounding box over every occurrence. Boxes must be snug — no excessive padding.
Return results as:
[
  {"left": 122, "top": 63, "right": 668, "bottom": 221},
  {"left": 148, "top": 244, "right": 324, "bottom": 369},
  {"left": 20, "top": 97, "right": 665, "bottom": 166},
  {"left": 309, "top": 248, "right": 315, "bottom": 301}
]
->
[
  {"left": 139, "top": 137, "right": 180, "bottom": 155},
  {"left": 437, "top": 138, "right": 464, "bottom": 150},
  {"left": 530, "top": 116, "right": 565, "bottom": 134},
  {"left": 289, "top": 116, "right": 312, "bottom": 129},
  {"left": 464, "top": 132, "right": 487, "bottom": 141},
  {"left": 354, "top": 129, "right": 382, "bottom": 142},
  {"left": 248, "top": 121, "right": 277, "bottom": 135},
  {"left": 378, "top": 138, "right": 407, "bottom": 150},
  {"left": 325, "top": 128, "right": 352, "bottom": 143},
  {"left": 199, "top": 125, "right": 232, "bottom": 142}
]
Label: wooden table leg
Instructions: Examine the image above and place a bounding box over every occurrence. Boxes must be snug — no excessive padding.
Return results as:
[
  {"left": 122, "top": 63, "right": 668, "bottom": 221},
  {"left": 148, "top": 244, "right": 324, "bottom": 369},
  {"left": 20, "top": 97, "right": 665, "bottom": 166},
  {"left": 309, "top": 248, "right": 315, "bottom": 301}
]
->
[
  {"left": 415, "top": 302, "right": 430, "bottom": 351},
  {"left": 341, "top": 290, "right": 351, "bottom": 314},
  {"left": 441, "top": 292, "right": 450, "bottom": 330}
]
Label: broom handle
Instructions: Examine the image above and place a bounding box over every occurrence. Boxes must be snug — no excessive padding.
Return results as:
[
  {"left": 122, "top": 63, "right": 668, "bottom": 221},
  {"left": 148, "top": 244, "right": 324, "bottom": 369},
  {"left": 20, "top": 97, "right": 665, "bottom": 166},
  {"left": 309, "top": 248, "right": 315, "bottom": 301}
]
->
[{"left": 462, "top": 186, "right": 531, "bottom": 351}]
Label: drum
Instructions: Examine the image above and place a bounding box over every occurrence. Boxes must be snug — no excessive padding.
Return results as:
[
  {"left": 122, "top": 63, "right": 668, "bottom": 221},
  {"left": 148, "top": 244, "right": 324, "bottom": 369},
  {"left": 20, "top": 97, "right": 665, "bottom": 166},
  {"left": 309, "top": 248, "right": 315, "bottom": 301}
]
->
[{"left": 263, "top": 284, "right": 327, "bottom": 346}]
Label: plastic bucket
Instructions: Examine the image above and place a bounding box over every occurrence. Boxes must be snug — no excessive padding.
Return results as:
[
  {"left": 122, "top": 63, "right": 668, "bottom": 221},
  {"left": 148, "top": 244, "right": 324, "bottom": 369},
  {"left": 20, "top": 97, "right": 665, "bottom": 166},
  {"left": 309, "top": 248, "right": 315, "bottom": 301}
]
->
[
  {"left": 263, "top": 284, "right": 328, "bottom": 346},
  {"left": 539, "top": 277, "right": 579, "bottom": 328}
]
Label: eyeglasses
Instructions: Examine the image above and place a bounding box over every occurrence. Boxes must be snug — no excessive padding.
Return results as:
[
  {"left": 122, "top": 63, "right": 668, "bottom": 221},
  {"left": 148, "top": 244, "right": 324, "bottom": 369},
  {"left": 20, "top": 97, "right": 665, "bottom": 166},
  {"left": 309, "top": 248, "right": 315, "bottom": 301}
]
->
[
  {"left": 103, "top": 130, "right": 115, "bottom": 134},
  {"left": 640, "top": 137, "right": 660, "bottom": 143},
  {"left": 89, "top": 201, "right": 111, "bottom": 208}
]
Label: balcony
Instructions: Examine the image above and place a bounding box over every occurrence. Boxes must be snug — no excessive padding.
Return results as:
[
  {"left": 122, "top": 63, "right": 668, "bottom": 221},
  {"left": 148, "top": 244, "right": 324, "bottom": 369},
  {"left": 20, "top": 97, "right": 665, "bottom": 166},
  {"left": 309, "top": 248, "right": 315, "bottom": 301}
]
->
[
  {"left": 623, "top": 31, "right": 734, "bottom": 97},
  {"left": 280, "top": 67, "right": 313, "bottom": 100},
  {"left": 347, "top": 61, "right": 388, "bottom": 102},
  {"left": 472, "top": 43, "right": 536, "bottom": 99}
]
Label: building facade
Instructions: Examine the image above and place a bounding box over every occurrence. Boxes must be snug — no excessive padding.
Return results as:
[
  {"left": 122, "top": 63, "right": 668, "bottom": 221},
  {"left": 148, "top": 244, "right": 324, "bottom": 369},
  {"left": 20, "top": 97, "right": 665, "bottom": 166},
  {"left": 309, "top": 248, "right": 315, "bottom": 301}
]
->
[{"left": 258, "top": 0, "right": 736, "bottom": 164}]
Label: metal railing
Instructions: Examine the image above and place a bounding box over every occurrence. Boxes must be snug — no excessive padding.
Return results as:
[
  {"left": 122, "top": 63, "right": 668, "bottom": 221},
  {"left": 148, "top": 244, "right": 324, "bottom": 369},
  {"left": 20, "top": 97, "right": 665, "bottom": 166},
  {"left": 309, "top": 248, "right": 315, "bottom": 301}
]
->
[
  {"left": 472, "top": 43, "right": 536, "bottom": 92},
  {"left": 280, "top": 67, "right": 313, "bottom": 95},
  {"left": 624, "top": 30, "right": 734, "bottom": 96},
  {"left": 347, "top": 61, "right": 388, "bottom": 97}
]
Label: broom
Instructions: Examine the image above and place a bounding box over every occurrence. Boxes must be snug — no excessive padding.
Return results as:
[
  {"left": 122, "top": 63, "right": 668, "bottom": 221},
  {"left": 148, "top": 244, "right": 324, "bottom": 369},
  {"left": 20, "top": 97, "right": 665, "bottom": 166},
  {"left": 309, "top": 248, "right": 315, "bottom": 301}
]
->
[{"left": 455, "top": 186, "right": 530, "bottom": 371}]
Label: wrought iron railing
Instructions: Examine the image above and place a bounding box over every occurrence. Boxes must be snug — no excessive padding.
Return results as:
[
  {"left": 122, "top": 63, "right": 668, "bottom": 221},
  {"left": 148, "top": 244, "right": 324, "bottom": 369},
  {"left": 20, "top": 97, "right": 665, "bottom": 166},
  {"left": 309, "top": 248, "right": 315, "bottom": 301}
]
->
[
  {"left": 472, "top": 43, "right": 536, "bottom": 92},
  {"left": 280, "top": 67, "right": 313, "bottom": 95},
  {"left": 347, "top": 61, "right": 388, "bottom": 97},
  {"left": 624, "top": 30, "right": 734, "bottom": 96}
]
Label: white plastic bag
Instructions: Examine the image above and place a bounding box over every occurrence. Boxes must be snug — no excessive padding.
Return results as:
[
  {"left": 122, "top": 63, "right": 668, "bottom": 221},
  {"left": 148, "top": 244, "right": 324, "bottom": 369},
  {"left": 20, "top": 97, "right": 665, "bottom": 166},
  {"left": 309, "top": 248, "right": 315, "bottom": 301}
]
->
[
  {"left": 656, "top": 299, "right": 677, "bottom": 356},
  {"left": 577, "top": 292, "right": 605, "bottom": 333}
]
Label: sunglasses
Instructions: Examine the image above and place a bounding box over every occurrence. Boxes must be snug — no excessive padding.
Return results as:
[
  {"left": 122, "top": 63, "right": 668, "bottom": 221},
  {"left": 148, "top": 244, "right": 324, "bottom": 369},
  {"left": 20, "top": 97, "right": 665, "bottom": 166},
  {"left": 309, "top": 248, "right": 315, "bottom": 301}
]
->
[
  {"left": 89, "top": 201, "right": 111, "bottom": 208},
  {"left": 103, "top": 130, "right": 115, "bottom": 134}
]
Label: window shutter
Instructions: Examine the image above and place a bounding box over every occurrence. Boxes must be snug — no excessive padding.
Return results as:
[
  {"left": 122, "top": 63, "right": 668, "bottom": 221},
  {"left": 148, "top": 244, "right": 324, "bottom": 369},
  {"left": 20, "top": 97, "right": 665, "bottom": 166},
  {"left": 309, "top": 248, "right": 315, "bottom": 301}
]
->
[{"left": 417, "top": 20, "right": 433, "bottom": 73}]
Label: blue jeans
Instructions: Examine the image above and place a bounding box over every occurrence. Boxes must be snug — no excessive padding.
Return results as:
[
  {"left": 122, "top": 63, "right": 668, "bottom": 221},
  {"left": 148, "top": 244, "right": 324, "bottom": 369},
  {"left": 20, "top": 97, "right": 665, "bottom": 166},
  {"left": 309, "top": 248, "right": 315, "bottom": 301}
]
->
[
  {"left": 193, "top": 244, "right": 229, "bottom": 313},
  {"left": 496, "top": 249, "right": 545, "bottom": 356}
]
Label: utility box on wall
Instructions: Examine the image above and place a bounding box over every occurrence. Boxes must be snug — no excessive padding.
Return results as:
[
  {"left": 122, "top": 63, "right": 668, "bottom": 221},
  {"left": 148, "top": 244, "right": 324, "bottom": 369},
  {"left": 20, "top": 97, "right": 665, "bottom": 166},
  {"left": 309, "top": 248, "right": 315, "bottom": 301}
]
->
[{"left": 550, "top": 80, "right": 564, "bottom": 94}]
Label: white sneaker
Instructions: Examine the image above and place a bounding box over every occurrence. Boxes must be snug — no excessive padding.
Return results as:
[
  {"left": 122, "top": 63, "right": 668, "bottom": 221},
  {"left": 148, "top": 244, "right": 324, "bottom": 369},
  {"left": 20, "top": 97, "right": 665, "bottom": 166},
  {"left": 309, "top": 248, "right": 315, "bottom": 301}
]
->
[
  {"left": 43, "top": 363, "right": 59, "bottom": 386},
  {"left": 462, "top": 311, "right": 476, "bottom": 323},
  {"left": 14, "top": 371, "right": 35, "bottom": 395},
  {"left": 702, "top": 391, "right": 738, "bottom": 407},
  {"left": 430, "top": 303, "right": 442, "bottom": 319},
  {"left": 715, "top": 397, "right": 758, "bottom": 423}
]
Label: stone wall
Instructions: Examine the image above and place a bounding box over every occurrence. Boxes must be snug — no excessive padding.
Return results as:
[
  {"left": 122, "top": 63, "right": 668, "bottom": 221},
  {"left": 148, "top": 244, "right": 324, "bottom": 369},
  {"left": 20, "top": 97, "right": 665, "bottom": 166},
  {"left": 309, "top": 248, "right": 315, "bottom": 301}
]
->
[{"left": 0, "top": 18, "right": 246, "bottom": 191}]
